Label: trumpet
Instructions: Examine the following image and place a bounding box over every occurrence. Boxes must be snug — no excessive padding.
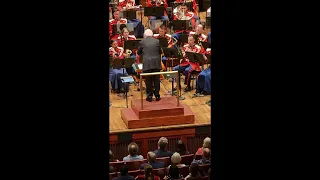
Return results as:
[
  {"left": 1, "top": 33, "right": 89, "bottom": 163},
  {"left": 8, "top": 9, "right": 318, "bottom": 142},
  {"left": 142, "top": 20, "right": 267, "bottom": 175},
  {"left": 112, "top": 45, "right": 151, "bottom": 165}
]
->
[{"left": 125, "top": 49, "right": 132, "bottom": 58}]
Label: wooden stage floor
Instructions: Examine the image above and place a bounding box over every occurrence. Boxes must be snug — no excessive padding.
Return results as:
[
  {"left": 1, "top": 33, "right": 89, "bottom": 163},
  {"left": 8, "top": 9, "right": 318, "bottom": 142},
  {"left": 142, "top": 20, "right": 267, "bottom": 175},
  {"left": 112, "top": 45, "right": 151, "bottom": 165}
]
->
[{"left": 109, "top": 77, "right": 211, "bottom": 134}]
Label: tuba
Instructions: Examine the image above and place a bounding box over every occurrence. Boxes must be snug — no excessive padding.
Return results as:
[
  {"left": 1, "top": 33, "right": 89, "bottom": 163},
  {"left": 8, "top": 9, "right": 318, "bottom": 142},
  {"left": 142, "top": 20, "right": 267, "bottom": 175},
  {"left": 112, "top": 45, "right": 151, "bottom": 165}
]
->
[{"left": 125, "top": 49, "right": 132, "bottom": 58}]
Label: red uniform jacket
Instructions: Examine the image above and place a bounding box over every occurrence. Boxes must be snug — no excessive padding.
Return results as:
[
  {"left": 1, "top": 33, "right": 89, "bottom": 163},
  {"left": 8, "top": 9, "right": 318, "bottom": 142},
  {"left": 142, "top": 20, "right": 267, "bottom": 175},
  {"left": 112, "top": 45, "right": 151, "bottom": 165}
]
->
[
  {"left": 117, "top": 35, "right": 140, "bottom": 63},
  {"left": 109, "top": 18, "right": 128, "bottom": 40},
  {"left": 153, "top": 33, "right": 174, "bottom": 47},
  {"left": 174, "top": 0, "right": 197, "bottom": 16},
  {"left": 109, "top": 47, "right": 125, "bottom": 59},
  {"left": 146, "top": 0, "right": 168, "bottom": 17},
  {"left": 118, "top": 0, "right": 136, "bottom": 11},
  {"left": 181, "top": 44, "right": 205, "bottom": 71},
  {"left": 190, "top": 31, "right": 208, "bottom": 42},
  {"left": 173, "top": 11, "right": 196, "bottom": 34}
]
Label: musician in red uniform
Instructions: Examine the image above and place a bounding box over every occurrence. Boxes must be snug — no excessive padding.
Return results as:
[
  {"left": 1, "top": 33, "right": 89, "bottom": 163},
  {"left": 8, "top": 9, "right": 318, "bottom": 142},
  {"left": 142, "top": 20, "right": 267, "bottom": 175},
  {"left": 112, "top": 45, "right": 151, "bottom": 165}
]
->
[
  {"left": 173, "top": 0, "right": 198, "bottom": 17},
  {"left": 171, "top": 4, "right": 196, "bottom": 43},
  {"left": 117, "top": 27, "right": 138, "bottom": 74},
  {"left": 153, "top": 24, "right": 174, "bottom": 66},
  {"left": 173, "top": 34, "right": 206, "bottom": 92},
  {"left": 146, "top": 0, "right": 169, "bottom": 20},
  {"left": 195, "top": 48, "right": 211, "bottom": 95},
  {"left": 190, "top": 24, "right": 208, "bottom": 42},
  {"left": 109, "top": 40, "right": 128, "bottom": 93},
  {"left": 109, "top": 8, "right": 128, "bottom": 40},
  {"left": 117, "top": 0, "right": 144, "bottom": 38}
]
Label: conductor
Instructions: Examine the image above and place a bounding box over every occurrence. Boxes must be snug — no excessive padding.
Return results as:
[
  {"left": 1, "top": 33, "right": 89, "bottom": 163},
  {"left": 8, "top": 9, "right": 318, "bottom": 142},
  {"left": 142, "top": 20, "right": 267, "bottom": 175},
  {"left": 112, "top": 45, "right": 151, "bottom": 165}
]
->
[{"left": 137, "top": 29, "right": 162, "bottom": 102}]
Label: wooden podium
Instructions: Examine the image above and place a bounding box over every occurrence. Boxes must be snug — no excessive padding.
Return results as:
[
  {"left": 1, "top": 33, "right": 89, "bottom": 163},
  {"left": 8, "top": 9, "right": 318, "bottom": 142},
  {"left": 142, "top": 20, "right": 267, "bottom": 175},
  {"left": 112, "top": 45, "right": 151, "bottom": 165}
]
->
[{"left": 121, "top": 71, "right": 195, "bottom": 129}]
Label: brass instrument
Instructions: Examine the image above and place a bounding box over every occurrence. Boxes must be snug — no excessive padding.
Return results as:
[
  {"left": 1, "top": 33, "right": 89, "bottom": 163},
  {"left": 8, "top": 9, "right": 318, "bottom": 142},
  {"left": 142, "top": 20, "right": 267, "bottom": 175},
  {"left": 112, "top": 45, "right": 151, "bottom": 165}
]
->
[{"left": 125, "top": 49, "right": 132, "bottom": 58}]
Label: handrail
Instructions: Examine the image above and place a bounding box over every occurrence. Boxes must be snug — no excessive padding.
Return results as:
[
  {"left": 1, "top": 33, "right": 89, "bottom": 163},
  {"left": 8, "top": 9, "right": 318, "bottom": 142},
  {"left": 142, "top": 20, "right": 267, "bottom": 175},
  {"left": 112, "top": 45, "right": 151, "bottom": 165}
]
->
[{"left": 139, "top": 71, "right": 179, "bottom": 110}]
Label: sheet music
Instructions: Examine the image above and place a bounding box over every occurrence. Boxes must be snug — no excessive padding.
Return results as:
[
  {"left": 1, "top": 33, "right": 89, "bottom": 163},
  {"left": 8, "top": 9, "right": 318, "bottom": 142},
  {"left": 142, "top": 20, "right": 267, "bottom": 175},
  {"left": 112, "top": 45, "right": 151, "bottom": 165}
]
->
[{"left": 138, "top": 64, "right": 143, "bottom": 69}]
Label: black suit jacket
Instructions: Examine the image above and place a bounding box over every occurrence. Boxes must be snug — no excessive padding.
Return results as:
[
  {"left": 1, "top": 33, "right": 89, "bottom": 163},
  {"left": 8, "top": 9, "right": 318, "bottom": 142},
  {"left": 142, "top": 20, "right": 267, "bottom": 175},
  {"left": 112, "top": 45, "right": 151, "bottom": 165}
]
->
[
  {"left": 154, "top": 149, "right": 173, "bottom": 158},
  {"left": 137, "top": 36, "right": 162, "bottom": 72},
  {"left": 112, "top": 175, "right": 134, "bottom": 180},
  {"left": 140, "top": 161, "right": 166, "bottom": 170}
]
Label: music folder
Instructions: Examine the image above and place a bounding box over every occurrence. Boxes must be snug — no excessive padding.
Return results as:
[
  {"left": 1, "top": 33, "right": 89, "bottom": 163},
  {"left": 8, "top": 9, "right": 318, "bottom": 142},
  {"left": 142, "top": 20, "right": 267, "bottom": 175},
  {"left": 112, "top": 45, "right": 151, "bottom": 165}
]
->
[
  {"left": 158, "top": 37, "right": 169, "bottom": 48},
  {"left": 185, "top": 52, "right": 206, "bottom": 65},
  {"left": 144, "top": 6, "right": 165, "bottom": 17},
  {"left": 122, "top": 10, "right": 137, "bottom": 20},
  {"left": 120, "top": 76, "right": 134, "bottom": 83},
  {"left": 124, "top": 40, "right": 140, "bottom": 50}
]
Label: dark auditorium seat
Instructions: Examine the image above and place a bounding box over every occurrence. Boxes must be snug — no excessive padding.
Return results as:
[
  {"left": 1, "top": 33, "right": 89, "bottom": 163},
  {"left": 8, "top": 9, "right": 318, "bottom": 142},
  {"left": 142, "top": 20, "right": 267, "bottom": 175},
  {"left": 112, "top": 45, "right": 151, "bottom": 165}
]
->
[
  {"left": 195, "top": 154, "right": 202, "bottom": 160},
  {"left": 125, "top": 159, "right": 148, "bottom": 171},
  {"left": 153, "top": 168, "right": 167, "bottom": 180},
  {"left": 200, "top": 176, "right": 209, "bottom": 180},
  {"left": 178, "top": 165, "right": 190, "bottom": 177},
  {"left": 180, "top": 154, "right": 194, "bottom": 165},
  {"left": 110, "top": 161, "right": 124, "bottom": 172},
  {"left": 199, "top": 164, "right": 211, "bottom": 175},
  {"left": 128, "top": 169, "right": 144, "bottom": 178},
  {"left": 156, "top": 157, "right": 171, "bottom": 167},
  {"left": 109, "top": 172, "right": 118, "bottom": 179}
]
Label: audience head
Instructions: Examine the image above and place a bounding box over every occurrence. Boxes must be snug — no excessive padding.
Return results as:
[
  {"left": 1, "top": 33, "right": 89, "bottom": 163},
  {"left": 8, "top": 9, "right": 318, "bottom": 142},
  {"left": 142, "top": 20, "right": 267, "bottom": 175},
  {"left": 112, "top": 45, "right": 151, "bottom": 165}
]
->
[
  {"left": 113, "top": 8, "right": 120, "bottom": 20},
  {"left": 147, "top": 151, "right": 157, "bottom": 163},
  {"left": 144, "top": 164, "right": 154, "bottom": 180},
  {"left": 122, "top": 28, "right": 129, "bottom": 38},
  {"left": 202, "top": 148, "right": 211, "bottom": 159},
  {"left": 158, "top": 137, "right": 169, "bottom": 150},
  {"left": 168, "top": 165, "right": 180, "bottom": 179},
  {"left": 119, "top": 165, "right": 129, "bottom": 176},
  {"left": 171, "top": 152, "right": 181, "bottom": 165},
  {"left": 203, "top": 137, "right": 211, "bottom": 149},
  {"left": 176, "top": 140, "right": 187, "bottom": 154},
  {"left": 189, "top": 163, "right": 201, "bottom": 178},
  {"left": 188, "top": 35, "right": 195, "bottom": 46},
  {"left": 158, "top": 24, "right": 166, "bottom": 36},
  {"left": 128, "top": 142, "right": 139, "bottom": 156},
  {"left": 144, "top": 29, "right": 153, "bottom": 38}
]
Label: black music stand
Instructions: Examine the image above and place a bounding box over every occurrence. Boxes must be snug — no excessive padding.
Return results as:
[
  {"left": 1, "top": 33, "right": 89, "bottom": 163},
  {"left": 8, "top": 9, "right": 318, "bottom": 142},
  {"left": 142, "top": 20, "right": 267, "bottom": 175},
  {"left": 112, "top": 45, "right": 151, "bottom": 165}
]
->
[
  {"left": 120, "top": 76, "right": 134, "bottom": 108},
  {"left": 112, "top": 58, "right": 135, "bottom": 106},
  {"left": 124, "top": 40, "right": 140, "bottom": 50},
  {"left": 172, "top": 20, "right": 190, "bottom": 31},
  {"left": 162, "top": 47, "right": 179, "bottom": 95},
  {"left": 158, "top": 37, "right": 168, "bottom": 48},
  {"left": 201, "top": 41, "right": 209, "bottom": 50},
  {"left": 205, "top": 54, "right": 211, "bottom": 64},
  {"left": 123, "top": 10, "right": 137, "bottom": 20},
  {"left": 186, "top": 52, "right": 206, "bottom": 66},
  {"left": 199, "top": 0, "right": 211, "bottom": 12},
  {"left": 144, "top": 6, "right": 164, "bottom": 17}
]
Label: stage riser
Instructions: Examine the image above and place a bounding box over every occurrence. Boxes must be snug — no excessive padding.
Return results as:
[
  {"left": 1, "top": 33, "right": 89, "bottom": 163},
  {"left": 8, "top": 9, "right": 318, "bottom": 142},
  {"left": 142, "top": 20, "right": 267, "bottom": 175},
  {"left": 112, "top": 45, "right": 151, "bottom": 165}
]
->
[
  {"left": 109, "top": 127, "right": 211, "bottom": 161},
  {"left": 132, "top": 106, "right": 184, "bottom": 119}
]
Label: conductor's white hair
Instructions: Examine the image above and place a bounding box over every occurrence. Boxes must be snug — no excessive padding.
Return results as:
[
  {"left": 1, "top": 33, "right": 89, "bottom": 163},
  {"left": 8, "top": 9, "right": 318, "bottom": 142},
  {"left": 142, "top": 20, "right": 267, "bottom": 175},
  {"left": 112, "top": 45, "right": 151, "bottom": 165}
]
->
[{"left": 144, "top": 29, "right": 153, "bottom": 38}]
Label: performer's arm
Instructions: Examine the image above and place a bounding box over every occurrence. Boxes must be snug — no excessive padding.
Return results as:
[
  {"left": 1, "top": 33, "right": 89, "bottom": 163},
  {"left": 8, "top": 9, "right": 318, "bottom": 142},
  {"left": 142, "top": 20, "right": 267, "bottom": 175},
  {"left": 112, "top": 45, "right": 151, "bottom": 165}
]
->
[
  {"left": 137, "top": 42, "right": 143, "bottom": 56},
  {"left": 192, "top": 0, "right": 197, "bottom": 13},
  {"left": 163, "top": 0, "right": 168, "bottom": 9}
]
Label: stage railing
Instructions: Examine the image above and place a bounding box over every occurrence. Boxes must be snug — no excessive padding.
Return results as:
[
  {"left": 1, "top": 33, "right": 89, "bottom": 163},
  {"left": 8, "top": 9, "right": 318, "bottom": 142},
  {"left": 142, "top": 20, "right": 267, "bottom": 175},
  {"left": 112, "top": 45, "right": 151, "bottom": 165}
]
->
[{"left": 139, "top": 71, "right": 179, "bottom": 109}]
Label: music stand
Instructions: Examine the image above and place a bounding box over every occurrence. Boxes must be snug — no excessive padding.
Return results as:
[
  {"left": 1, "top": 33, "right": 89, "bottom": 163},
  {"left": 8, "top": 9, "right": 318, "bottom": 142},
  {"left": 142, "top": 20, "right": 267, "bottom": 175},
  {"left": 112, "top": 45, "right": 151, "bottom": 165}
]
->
[
  {"left": 199, "top": 0, "right": 211, "bottom": 12},
  {"left": 206, "top": 17, "right": 211, "bottom": 27},
  {"left": 124, "top": 40, "right": 140, "bottom": 50},
  {"left": 201, "top": 42, "right": 209, "bottom": 50},
  {"left": 144, "top": 7, "right": 165, "bottom": 17},
  {"left": 123, "top": 10, "right": 136, "bottom": 20},
  {"left": 172, "top": 20, "right": 190, "bottom": 31},
  {"left": 205, "top": 54, "right": 211, "bottom": 64},
  {"left": 158, "top": 38, "right": 168, "bottom": 48},
  {"left": 186, "top": 52, "right": 206, "bottom": 66},
  {"left": 120, "top": 76, "right": 134, "bottom": 108}
]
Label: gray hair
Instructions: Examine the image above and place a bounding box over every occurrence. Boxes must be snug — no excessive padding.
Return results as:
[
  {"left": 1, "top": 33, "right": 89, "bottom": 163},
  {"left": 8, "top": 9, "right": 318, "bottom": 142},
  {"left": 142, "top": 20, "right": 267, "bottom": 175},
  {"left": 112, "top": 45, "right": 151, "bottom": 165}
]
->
[
  {"left": 171, "top": 152, "right": 181, "bottom": 164},
  {"left": 144, "top": 29, "right": 153, "bottom": 38},
  {"left": 203, "top": 137, "right": 211, "bottom": 148}
]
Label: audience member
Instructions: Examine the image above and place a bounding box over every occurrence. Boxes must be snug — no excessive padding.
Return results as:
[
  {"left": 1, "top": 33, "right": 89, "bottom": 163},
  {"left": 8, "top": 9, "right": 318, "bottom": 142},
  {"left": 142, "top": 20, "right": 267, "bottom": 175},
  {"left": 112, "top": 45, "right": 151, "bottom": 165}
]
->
[
  {"left": 113, "top": 165, "right": 134, "bottom": 180},
  {"left": 184, "top": 163, "right": 202, "bottom": 180},
  {"left": 135, "top": 164, "right": 161, "bottom": 180},
  {"left": 176, "top": 140, "right": 190, "bottom": 155},
  {"left": 123, "top": 142, "right": 144, "bottom": 161},
  {"left": 192, "top": 148, "right": 211, "bottom": 165},
  {"left": 169, "top": 152, "right": 186, "bottom": 168},
  {"left": 154, "top": 137, "right": 173, "bottom": 158},
  {"left": 164, "top": 165, "right": 184, "bottom": 180},
  {"left": 140, "top": 152, "right": 165, "bottom": 170},
  {"left": 195, "top": 137, "right": 210, "bottom": 155},
  {"left": 110, "top": 150, "right": 119, "bottom": 162}
]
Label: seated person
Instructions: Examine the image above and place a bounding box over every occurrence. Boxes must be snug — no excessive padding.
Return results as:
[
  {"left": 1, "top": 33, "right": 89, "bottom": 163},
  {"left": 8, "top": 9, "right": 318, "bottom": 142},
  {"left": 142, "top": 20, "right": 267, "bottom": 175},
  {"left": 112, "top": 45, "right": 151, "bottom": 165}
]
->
[
  {"left": 123, "top": 142, "right": 144, "bottom": 161},
  {"left": 140, "top": 152, "right": 165, "bottom": 170},
  {"left": 154, "top": 137, "right": 173, "bottom": 158},
  {"left": 109, "top": 7, "right": 128, "bottom": 40},
  {"left": 117, "top": 0, "right": 144, "bottom": 38},
  {"left": 109, "top": 150, "right": 119, "bottom": 162},
  {"left": 173, "top": 0, "right": 198, "bottom": 18},
  {"left": 176, "top": 140, "right": 190, "bottom": 155},
  {"left": 112, "top": 165, "right": 134, "bottom": 180},
  {"left": 153, "top": 24, "right": 176, "bottom": 65},
  {"left": 195, "top": 137, "right": 211, "bottom": 155},
  {"left": 172, "top": 4, "right": 196, "bottom": 42},
  {"left": 109, "top": 40, "right": 129, "bottom": 93},
  {"left": 168, "top": 152, "right": 186, "bottom": 168},
  {"left": 192, "top": 148, "right": 211, "bottom": 165},
  {"left": 184, "top": 163, "right": 205, "bottom": 180},
  {"left": 195, "top": 48, "right": 211, "bottom": 95},
  {"left": 173, "top": 35, "right": 206, "bottom": 92},
  {"left": 136, "top": 164, "right": 161, "bottom": 180},
  {"left": 117, "top": 27, "right": 138, "bottom": 75},
  {"left": 146, "top": 0, "right": 169, "bottom": 20},
  {"left": 190, "top": 24, "right": 208, "bottom": 42},
  {"left": 163, "top": 165, "right": 184, "bottom": 180}
]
